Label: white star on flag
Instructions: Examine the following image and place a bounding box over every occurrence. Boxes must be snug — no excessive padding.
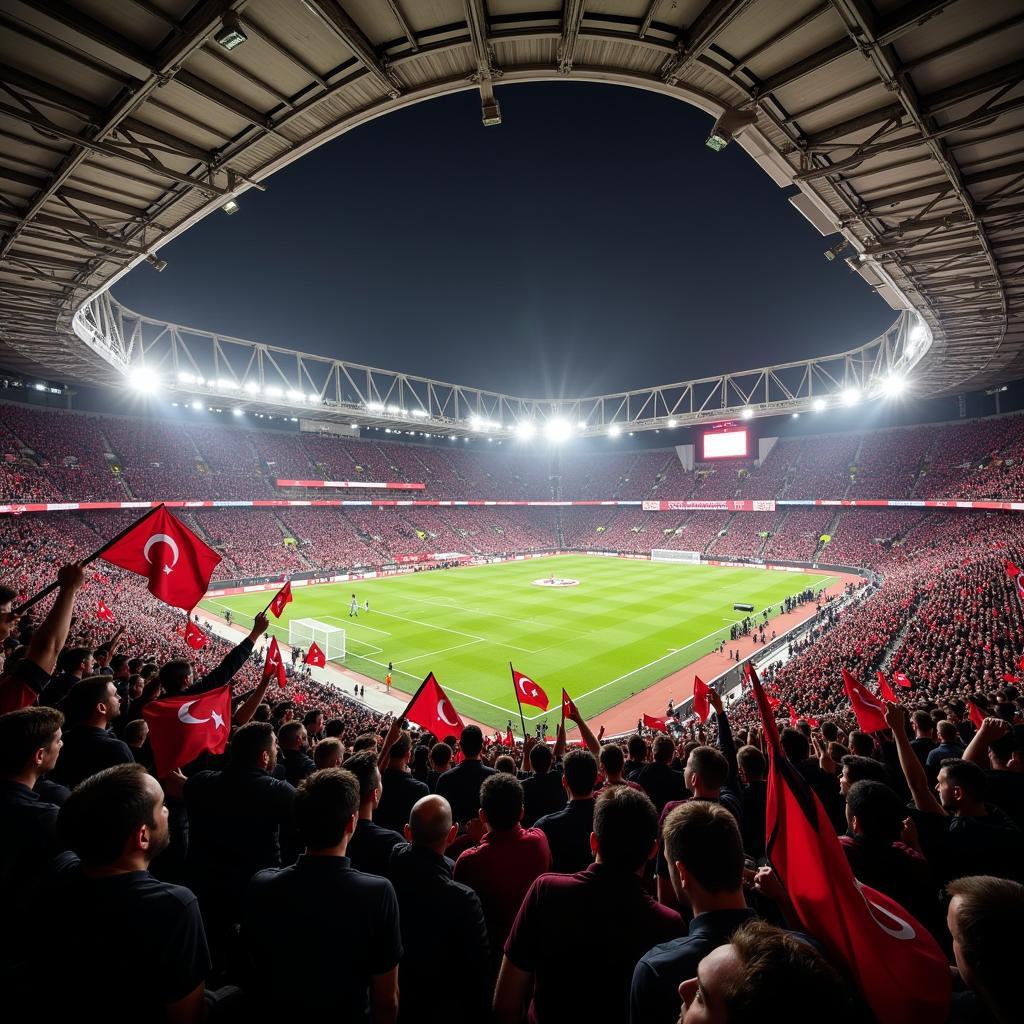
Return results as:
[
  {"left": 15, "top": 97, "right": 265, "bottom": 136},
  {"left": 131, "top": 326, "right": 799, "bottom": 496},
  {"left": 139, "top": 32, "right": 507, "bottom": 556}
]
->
[{"left": 211, "top": 710, "right": 225, "bottom": 730}]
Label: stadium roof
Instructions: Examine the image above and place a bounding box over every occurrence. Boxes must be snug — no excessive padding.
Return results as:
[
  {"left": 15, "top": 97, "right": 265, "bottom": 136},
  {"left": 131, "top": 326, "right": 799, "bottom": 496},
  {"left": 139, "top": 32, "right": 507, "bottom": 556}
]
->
[{"left": 0, "top": 1, "right": 1022, "bottom": 400}]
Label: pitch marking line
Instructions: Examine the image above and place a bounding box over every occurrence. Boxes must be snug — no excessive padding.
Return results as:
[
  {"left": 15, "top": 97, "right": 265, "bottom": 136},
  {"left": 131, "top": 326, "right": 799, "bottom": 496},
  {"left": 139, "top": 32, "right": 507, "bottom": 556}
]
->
[
  {"left": 370, "top": 608, "right": 539, "bottom": 654},
  {"left": 396, "top": 639, "right": 483, "bottom": 664},
  {"left": 322, "top": 615, "right": 391, "bottom": 636},
  {"left": 398, "top": 591, "right": 588, "bottom": 638}
]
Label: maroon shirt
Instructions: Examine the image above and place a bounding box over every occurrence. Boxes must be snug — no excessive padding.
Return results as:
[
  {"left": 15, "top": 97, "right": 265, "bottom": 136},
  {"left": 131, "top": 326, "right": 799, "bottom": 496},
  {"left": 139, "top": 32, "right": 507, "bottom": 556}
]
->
[
  {"left": 454, "top": 825, "right": 551, "bottom": 957},
  {"left": 505, "top": 862, "right": 684, "bottom": 1024}
]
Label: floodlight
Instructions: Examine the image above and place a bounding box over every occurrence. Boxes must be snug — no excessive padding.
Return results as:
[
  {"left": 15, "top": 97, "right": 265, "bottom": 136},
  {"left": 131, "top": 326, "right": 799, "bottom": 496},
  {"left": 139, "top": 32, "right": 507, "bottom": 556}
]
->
[
  {"left": 222, "top": 199, "right": 240, "bottom": 216},
  {"left": 366, "top": 402, "right": 384, "bottom": 412},
  {"left": 706, "top": 108, "right": 757, "bottom": 151},
  {"left": 286, "top": 389, "right": 303, "bottom": 402},
  {"left": 792, "top": 412, "right": 800, "bottom": 419},
  {"left": 128, "top": 366, "right": 159, "bottom": 394},
  {"left": 812, "top": 397, "right": 827, "bottom": 412},
  {"left": 880, "top": 374, "right": 907, "bottom": 398},
  {"left": 667, "top": 418, "right": 677, "bottom": 428},
  {"left": 824, "top": 240, "right": 848, "bottom": 262},
  {"left": 264, "top": 385, "right": 283, "bottom": 399},
  {"left": 469, "top": 415, "right": 482, "bottom": 429},
  {"left": 215, "top": 14, "right": 247, "bottom": 51},
  {"left": 232, "top": 408, "right": 244, "bottom": 417},
  {"left": 217, "top": 379, "right": 238, "bottom": 390},
  {"left": 544, "top": 418, "right": 572, "bottom": 443},
  {"left": 840, "top": 387, "right": 860, "bottom": 407},
  {"left": 177, "top": 371, "right": 195, "bottom": 384},
  {"left": 411, "top": 409, "right": 428, "bottom": 418},
  {"left": 517, "top": 421, "right": 536, "bottom": 440},
  {"left": 741, "top": 407, "right": 753, "bottom": 420},
  {"left": 146, "top": 253, "right": 168, "bottom": 272},
  {"left": 910, "top": 323, "right": 926, "bottom": 344},
  {"left": 190, "top": 400, "right": 203, "bottom": 411},
  {"left": 243, "top": 381, "right": 261, "bottom": 395},
  {"left": 608, "top": 424, "right": 621, "bottom": 437}
]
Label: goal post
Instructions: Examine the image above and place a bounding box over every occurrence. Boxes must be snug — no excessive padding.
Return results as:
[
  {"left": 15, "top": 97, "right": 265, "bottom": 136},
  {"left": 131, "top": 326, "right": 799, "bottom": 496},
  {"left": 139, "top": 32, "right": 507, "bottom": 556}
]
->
[
  {"left": 651, "top": 549, "right": 701, "bottom": 564},
  {"left": 288, "top": 618, "right": 346, "bottom": 661}
]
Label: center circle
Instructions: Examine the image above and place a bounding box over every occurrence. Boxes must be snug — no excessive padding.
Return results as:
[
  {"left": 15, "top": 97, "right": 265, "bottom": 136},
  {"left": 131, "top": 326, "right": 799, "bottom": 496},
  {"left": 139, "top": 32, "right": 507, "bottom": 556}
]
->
[{"left": 532, "top": 577, "right": 580, "bottom": 587}]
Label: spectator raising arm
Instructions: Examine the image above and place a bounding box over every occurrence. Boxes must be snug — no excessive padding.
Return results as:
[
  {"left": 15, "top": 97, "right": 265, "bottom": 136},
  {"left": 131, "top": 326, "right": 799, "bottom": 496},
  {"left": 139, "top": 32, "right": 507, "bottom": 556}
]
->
[
  {"left": 27, "top": 562, "right": 86, "bottom": 676},
  {"left": 962, "top": 717, "right": 1010, "bottom": 768},
  {"left": 885, "top": 702, "right": 945, "bottom": 816},
  {"left": 187, "top": 611, "right": 269, "bottom": 695},
  {"left": 564, "top": 701, "right": 601, "bottom": 757}
]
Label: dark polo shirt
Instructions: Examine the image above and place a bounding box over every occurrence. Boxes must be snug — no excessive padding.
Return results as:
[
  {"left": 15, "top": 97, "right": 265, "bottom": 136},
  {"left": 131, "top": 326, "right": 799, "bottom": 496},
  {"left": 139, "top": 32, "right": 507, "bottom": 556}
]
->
[
  {"left": 50, "top": 724, "right": 134, "bottom": 790},
  {"left": 347, "top": 817, "right": 405, "bottom": 877},
  {"left": 535, "top": 798, "right": 596, "bottom": 874},
  {"left": 375, "top": 767, "right": 429, "bottom": 833},
  {"left": 436, "top": 759, "right": 496, "bottom": 824}
]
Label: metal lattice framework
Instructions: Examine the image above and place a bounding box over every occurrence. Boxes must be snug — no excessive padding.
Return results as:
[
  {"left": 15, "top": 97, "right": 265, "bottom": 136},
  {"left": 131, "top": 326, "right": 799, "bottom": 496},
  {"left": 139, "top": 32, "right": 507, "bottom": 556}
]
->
[
  {"left": 73, "top": 292, "right": 924, "bottom": 435},
  {"left": 1, "top": 1, "right": 1022, "bottom": 398}
]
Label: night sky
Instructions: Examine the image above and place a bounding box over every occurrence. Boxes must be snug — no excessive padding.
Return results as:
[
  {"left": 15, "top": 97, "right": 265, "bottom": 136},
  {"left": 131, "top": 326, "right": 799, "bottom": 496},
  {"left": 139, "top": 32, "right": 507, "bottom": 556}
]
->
[{"left": 114, "top": 82, "right": 896, "bottom": 400}]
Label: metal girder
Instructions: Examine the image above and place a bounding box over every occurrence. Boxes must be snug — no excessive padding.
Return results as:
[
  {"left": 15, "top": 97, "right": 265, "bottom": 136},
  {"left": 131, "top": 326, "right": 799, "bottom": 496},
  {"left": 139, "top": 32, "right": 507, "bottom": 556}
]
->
[
  {"left": 304, "top": 1, "right": 402, "bottom": 99},
  {"left": 558, "top": 0, "right": 587, "bottom": 75},
  {"left": 384, "top": 1, "right": 419, "bottom": 53},
  {"left": 662, "top": 0, "right": 757, "bottom": 86}
]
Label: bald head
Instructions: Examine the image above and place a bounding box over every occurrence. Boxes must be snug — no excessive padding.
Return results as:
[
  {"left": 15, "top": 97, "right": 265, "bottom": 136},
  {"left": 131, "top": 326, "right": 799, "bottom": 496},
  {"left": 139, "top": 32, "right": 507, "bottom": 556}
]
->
[{"left": 406, "top": 794, "right": 454, "bottom": 851}]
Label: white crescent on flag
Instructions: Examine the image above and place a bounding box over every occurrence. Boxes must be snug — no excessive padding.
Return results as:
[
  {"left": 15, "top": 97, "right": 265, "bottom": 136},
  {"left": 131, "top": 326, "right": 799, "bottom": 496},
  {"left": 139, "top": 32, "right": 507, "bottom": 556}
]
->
[
  {"left": 177, "top": 700, "right": 209, "bottom": 725},
  {"left": 856, "top": 882, "right": 917, "bottom": 940},
  {"left": 517, "top": 675, "right": 538, "bottom": 698},
  {"left": 144, "top": 533, "right": 180, "bottom": 570},
  {"left": 437, "top": 698, "right": 458, "bottom": 727}
]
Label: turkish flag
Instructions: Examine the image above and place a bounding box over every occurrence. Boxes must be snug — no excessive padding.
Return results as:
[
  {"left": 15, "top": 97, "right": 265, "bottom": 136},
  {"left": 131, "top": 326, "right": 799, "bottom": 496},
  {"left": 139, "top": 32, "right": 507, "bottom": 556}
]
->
[
  {"left": 143, "top": 684, "right": 231, "bottom": 776},
  {"left": 876, "top": 671, "right": 899, "bottom": 704},
  {"left": 788, "top": 705, "right": 800, "bottom": 728},
  {"left": 1007, "top": 561, "right": 1024, "bottom": 602},
  {"left": 96, "top": 600, "right": 115, "bottom": 623},
  {"left": 100, "top": 506, "right": 221, "bottom": 611},
  {"left": 269, "top": 580, "right": 293, "bottom": 618},
  {"left": 561, "top": 688, "right": 579, "bottom": 720},
  {"left": 503, "top": 727, "right": 514, "bottom": 748},
  {"left": 182, "top": 620, "right": 207, "bottom": 650},
  {"left": 968, "top": 700, "right": 985, "bottom": 729},
  {"left": 642, "top": 713, "right": 668, "bottom": 732},
  {"left": 1001, "top": 672, "right": 1021, "bottom": 684},
  {"left": 692, "top": 675, "right": 711, "bottom": 722},
  {"left": 749, "top": 664, "right": 951, "bottom": 1024},
  {"left": 262, "top": 635, "right": 287, "bottom": 688},
  {"left": 842, "top": 668, "right": 888, "bottom": 732},
  {"left": 405, "top": 672, "right": 464, "bottom": 737},
  {"left": 306, "top": 641, "right": 326, "bottom": 668},
  {"left": 806, "top": 715, "right": 820, "bottom": 728},
  {"left": 511, "top": 665, "right": 548, "bottom": 711},
  {"left": 892, "top": 671, "right": 912, "bottom": 688}
]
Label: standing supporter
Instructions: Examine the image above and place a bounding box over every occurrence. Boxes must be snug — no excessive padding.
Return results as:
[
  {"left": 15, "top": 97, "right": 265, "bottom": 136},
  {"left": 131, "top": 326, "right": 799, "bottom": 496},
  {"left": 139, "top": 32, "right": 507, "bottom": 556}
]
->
[
  {"left": 495, "top": 786, "right": 683, "bottom": 1024},
  {"left": 38, "top": 645, "right": 94, "bottom": 707},
  {"left": 302, "top": 708, "right": 324, "bottom": 744},
  {"left": 926, "top": 719, "right": 967, "bottom": 783},
  {"left": 314, "top": 736, "right": 343, "bottom": 769},
  {"left": 376, "top": 729, "right": 429, "bottom": 833},
  {"left": 242, "top": 768, "right": 401, "bottom": 1022},
  {"left": 426, "top": 741, "right": 452, "bottom": 790},
  {"left": 276, "top": 720, "right": 315, "bottom": 786},
  {"left": 521, "top": 738, "right": 566, "bottom": 825},
  {"left": 50, "top": 675, "right": 133, "bottom": 789},
  {"left": 735, "top": 744, "right": 767, "bottom": 860},
  {"left": 387, "top": 795, "right": 491, "bottom": 1023},
  {"left": 911, "top": 710, "right": 937, "bottom": 764},
  {"left": 344, "top": 750, "right": 405, "bottom": 876},
  {"left": 624, "top": 733, "right": 648, "bottom": 780},
  {"left": 598, "top": 742, "right": 644, "bottom": 792},
  {"left": 962, "top": 718, "right": 1024, "bottom": 829},
  {"left": 454, "top": 773, "right": 551, "bottom": 961},
  {"left": 436, "top": 724, "right": 496, "bottom": 825},
  {"left": 535, "top": 748, "right": 598, "bottom": 873},
  {"left": 638, "top": 734, "right": 686, "bottom": 813}
]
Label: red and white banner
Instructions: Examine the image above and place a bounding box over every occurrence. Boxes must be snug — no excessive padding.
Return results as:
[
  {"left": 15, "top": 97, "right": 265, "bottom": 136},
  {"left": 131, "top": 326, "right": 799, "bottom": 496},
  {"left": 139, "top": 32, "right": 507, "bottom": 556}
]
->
[
  {"left": 276, "top": 479, "right": 425, "bottom": 490},
  {"left": 643, "top": 499, "right": 776, "bottom": 512}
]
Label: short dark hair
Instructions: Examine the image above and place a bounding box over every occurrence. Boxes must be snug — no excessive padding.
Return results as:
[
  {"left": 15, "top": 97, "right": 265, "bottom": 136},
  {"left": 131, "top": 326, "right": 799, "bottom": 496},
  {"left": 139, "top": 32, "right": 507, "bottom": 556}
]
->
[
  {"left": 820, "top": 721, "right": 839, "bottom": 742},
  {"left": 124, "top": 720, "right": 148, "bottom": 746},
  {"left": 0, "top": 584, "right": 17, "bottom": 607},
  {"left": 61, "top": 675, "right": 115, "bottom": 725},
  {"left": 343, "top": 750, "right": 380, "bottom": 801},
  {"left": 56, "top": 646, "right": 92, "bottom": 674},
  {"left": 593, "top": 786, "right": 657, "bottom": 871},
  {"left": 230, "top": 721, "right": 275, "bottom": 768},
  {"left": 294, "top": 769, "right": 360, "bottom": 849},
  {"left": 848, "top": 730, "right": 875, "bottom": 757},
  {"left": 911, "top": 710, "right": 934, "bottom": 734},
  {"left": 723, "top": 920, "right": 859, "bottom": 1023},
  {"left": 940, "top": 758, "right": 986, "bottom": 800},
  {"left": 780, "top": 727, "right": 809, "bottom": 763},
  {"left": 494, "top": 755, "right": 517, "bottom": 774},
  {"left": 389, "top": 730, "right": 412, "bottom": 760},
  {"left": 0, "top": 706, "right": 63, "bottom": 775},
  {"left": 480, "top": 772, "right": 523, "bottom": 829},
  {"left": 627, "top": 734, "right": 646, "bottom": 760},
  {"left": 352, "top": 733, "right": 378, "bottom": 752},
  {"left": 600, "top": 743, "right": 624, "bottom": 775},
  {"left": 157, "top": 659, "right": 192, "bottom": 694},
  {"left": 989, "top": 727, "right": 1024, "bottom": 764},
  {"left": 324, "top": 718, "right": 345, "bottom": 738},
  {"left": 563, "top": 749, "right": 598, "bottom": 796},
  {"left": 736, "top": 745, "right": 766, "bottom": 781},
  {"left": 459, "top": 725, "right": 483, "bottom": 758},
  {"left": 846, "top": 781, "right": 906, "bottom": 844},
  {"left": 840, "top": 754, "right": 889, "bottom": 787},
  {"left": 110, "top": 654, "right": 129, "bottom": 673},
  {"left": 429, "top": 742, "right": 452, "bottom": 768},
  {"left": 529, "top": 742, "right": 552, "bottom": 773},
  {"left": 302, "top": 708, "right": 323, "bottom": 729},
  {"left": 652, "top": 735, "right": 674, "bottom": 764},
  {"left": 686, "top": 745, "right": 729, "bottom": 790},
  {"left": 278, "top": 720, "right": 306, "bottom": 749},
  {"left": 58, "top": 764, "right": 157, "bottom": 868},
  {"left": 313, "top": 737, "right": 343, "bottom": 769},
  {"left": 662, "top": 801, "right": 744, "bottom": 892}
]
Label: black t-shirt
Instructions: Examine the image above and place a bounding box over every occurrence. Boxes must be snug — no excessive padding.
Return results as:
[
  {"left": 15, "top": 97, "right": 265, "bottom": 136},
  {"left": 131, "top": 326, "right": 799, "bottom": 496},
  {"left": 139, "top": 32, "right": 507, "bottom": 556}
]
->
[
  {"left": 50, "top": 725, "right": 134, "bottom": 790},
  {"left": 984, "top": 769, "right": 1024, "bottom": 830},
  {"left": 436, "top": 760, "right": 497, "bottom": 824},
  {"left": 279, "top": 747, "right": 316, "bottom": 787},
  {"left": 24, "top": 854, "right": 210, "bottom": 1020},
  {"left": 535, "top": 798, "right": 596, "bottom": 874},
  {"left": 916, "top": 807, "right": 1024, "bottom": 884},
  {"left": 911, "top": 736, "right": 937, "bottom": 765},
  {"left": 522, "top": 769, "right": 567, "bottom": 826},
  {"left": 637, "top": 762, "right": 686, "bottom": 813},
  {"left": 347, "top": 817, "right": 405, "bottom": 877},
  {"left": 740, "top": 780, "right": 768, "bottom": 860},
  {"left": 242, "top": 855, "right": 402, "bottom": 1019},
  {"left": 375, "top": 767, "right": 429, "bottom": 833},
  {"left": 38, "top": 671, "right": 80, "bottom": 708}
]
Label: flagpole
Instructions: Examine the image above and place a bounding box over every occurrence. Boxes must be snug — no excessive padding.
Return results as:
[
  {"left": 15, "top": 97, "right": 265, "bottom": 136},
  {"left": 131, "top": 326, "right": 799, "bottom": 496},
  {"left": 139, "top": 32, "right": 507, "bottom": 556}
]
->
[
  {"left": 510, "top": 662, "right": 529, "bottom": 742},
  {"left": 14, "top": 503, "right": 166, "bottom": 614}
]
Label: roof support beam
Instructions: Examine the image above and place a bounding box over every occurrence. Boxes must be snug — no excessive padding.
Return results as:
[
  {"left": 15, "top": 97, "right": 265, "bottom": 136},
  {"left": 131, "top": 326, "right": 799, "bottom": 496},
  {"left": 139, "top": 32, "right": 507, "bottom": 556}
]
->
[
  {"left": 462, "top": 0, "right": 501, "bottom": 125},
  {"left": 558, "top": 1, "right": 587, "bottom": 74},
  {"left": 384, "top": 1, "right": 419, "bottom": 53},
  {"left": 662, "top": 0, "right": 757, "bottom": 85},
  {"left": 304, "top": 1, "right": 402, "bottom": 99}
]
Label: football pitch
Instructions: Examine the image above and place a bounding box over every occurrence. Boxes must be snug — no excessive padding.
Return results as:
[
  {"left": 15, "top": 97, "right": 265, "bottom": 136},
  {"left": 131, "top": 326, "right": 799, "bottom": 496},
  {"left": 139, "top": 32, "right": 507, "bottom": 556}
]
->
[{"left": 201, "top": 556, "right": 832, "bottom": 733}]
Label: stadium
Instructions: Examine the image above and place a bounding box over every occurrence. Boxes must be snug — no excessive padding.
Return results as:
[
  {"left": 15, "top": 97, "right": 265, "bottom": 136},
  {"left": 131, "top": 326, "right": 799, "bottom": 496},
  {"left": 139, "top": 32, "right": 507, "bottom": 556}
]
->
[{"left": 1, "top": 3, "right": 1023, "bottom": 1023}]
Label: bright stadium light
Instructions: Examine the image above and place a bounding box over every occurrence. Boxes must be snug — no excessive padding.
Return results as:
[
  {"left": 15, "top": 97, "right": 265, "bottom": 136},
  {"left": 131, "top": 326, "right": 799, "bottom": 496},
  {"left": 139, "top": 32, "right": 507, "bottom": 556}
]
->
[
  {"left": 517, "top": 421, "right": 536, "bottom": 440},
  {"left": 545, "top": 418, "right": 572, "bottom": 443},
  {"left": 243, "top": 381, "right": 261, "bottom": 395},
  {"left": 128, "top": 366, "right": 160, "bottom": 394},
  {"left": 190, "top": 400, "right": 203, "bottom": 411},
  {"left": 840, "top": 387, "right": 860, "bottom": 407},
  {"left": 411, "top": 409, "right": 428, "bottom": 418},
  {"left": 792, "top": 412, "right": 800, "bottom": 419},
  {"left": 880, "top": 373, "right": 907, "bottom": 398},
  {"left": 741, "top": 407, "right": 753, "bottom": 420},
  {"left": 264, "top": 385, "right": 283, "bottom": 399},
  {"left": 177, "top": 371, "right": 195, "bottom": 385},
  {"left": 232, "top": 408, "right": 244, "bottom": 417},
  {"left": 608, "top": 424, "right": 621, "bottom": 437},
  {"left": 217, "top": 379, "right": 238, "bottom": 391},
  {"left": 286, "top": 389, "right": 303, "bottom": 402},
  {"left": 667, "top": 418, "right": 677, "bottom": 428},
  {"left": 812, "top": 397, "right": 827, "bottom": 412}
]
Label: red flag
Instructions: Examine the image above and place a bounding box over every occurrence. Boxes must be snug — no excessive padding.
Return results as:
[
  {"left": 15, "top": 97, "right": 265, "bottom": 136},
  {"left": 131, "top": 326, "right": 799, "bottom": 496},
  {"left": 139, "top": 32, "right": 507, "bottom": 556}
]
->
[
  {"left": 100, "top": 506, "right": 221, "bottom": 611},
  {"left": 806, "top": 716, "right": 820, "bottom": 728},
  {"left": 1001, "top": 672, "right": 1021, "bottom": 684},
  {"left": 1017, "top": 654, "right": 1024, "bottom": 672},
  {"left": 892, "top": 671, "right": 912, "bottom": 688},
  {"left": 143, "top": 684, "right": 231, "bottom": 776},
  {"left": 748, "top": 663, "right": 950, "bottom": 1024},
  {"left": 306, "top": 641, "right": 326, "bottom": 668},
  {"left": 1007, "top": 561, "right": 1024, "bottom": 602},
  {"left": 503, "top": 727, "right": 514, "bottom": 748},
  {"left": 876, "top": 670, "right": 899, "bottom": 704},
  {"left": 968, "top": 700, "right": 985, "bottom": 729},
  {"left": 262, "top": 635, "right": 287, "bottom": 689},
  {"left": 642, "top": 713, "right": 668, "bottom": 732},
  {"left": 692, "top": 675, "right": 711, "bottom": 723},
  {"left": 269, "top": 580, "right": 293, "bottom": 618},
  {"left": 788, "top": 705, "right": 799, "bottom": 728},
  {"left": 511, "top": 665, "right": 548, "bottom": 711},
  {"left": 561, "top": 688, "right": 579, "bottom": 720},
  {"left": 842, "top": 668, "right": 888, "bottom": 732},
  {"left": 182, "top": 620, "right": 207, "bottom": 650},
  {"left": 96, "top": 600, "right": 115, "bottom": 623},
  {"left": 405, "top": 672, "right": 464, "bottom": 737}
]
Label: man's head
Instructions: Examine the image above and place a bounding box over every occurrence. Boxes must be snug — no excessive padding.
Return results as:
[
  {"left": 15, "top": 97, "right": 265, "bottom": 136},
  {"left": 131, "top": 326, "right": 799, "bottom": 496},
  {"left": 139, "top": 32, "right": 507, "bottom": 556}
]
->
[
  {"left": 406, "top": 794, "right": 457, "bottom": 853},
  {"left": 937, "top": 720, "right": 959, "bottom": 745},
  {"left": 352, "top": 732, "right": 378, "bottom": 752},
  {"left": 0, "top": 706, "right": 63, "bottom": 778},
  {"left": 736, "top": 745, "right": 765, "bottom": 785},
  {"left": 679, "top": 920, "right": 858, "bottom": 1024},
  {"left": 479, "top": 772, "right": 523, "bottom": 831},
  {"left": 591, "top": 786, "right": 658, "bottom": 873},
  {"left": 780, "top": 727, "right": 809, "bottom": 763},
  {"left": 529, "top": 742, "right": 553, "bottom": 774},
  {"left": 324, "top": 718, "right": 345, "bottom": 738},
  {"left": 57, "top": 646, "right": 93, "bottom": 679},
  {"left": 230, "top": 721, "right": 278, "bottom": 773},
  {"left": 429, "top": 742, "right": 452, "bottom": 771},
  {"left": 63, "top": 675, "right": 121, "bottom": 727},
  {"left": 936, "top": 758, "right": 986, "bottom": 813},
  {"left": 847, "top": 731, "right": 875, "bottom": 758},
  {"left": 389, "top": 730, "right": 413, "bottom": 767},
  {"left": 563, "top": 749, "right": 598, "bottom": 798},
  {"left": 314, "top": 737, "right": 344, "bottom": 770},
  {"left": 627, "top": 734, "right": 647, "bottom": 763},
  {"left": 839, "top": 754, "right": 889, "bottom": 797},
  {"left": 684, "top": 746, "right": 729, "bottom": 797},
  {"left": 599, "top": 743, "right": 625, "bottom": 779},
  {"left": 988, "top": 727, "right": 1024, "bottom": 772},
  {"left": 494, "top": 755, "right": 517, "bottom": 775},
  {"left": 946, "top": 875, "right": 1024, "bottom": 1018},
  {"left": 157, "top": 659, "right": 193, "bottom": 696},
  {"left": 662, "top": 801, "right": 744, "bottom": 909},
  {"left": 124, "top": 719, "right": 148, "bottom": 749},
  {"left": 278, "top": 720, "right": 308, "bottom": 753},
  {"left": 911, "top": 710, "right": 934, "bottom": 738},
  {"left": 58, "top": 764, "right": 169, "bottom": 869},
  {"left": 294, "top": 768, "right": 360, "bottom": 852},
  {"left": 343, "top": 750, "right": 382, "bottom": 810},
  {"left": 302, "top": 709, "right": 324, "bottom": 735},
  {"left": 652, "top": 734, "right": 675, "bottom": 765},
  {"left": 459, "top": 725, "right": 484, "bottom": 759},
  {"left": 845, "top": 780, "right": 907, "bottom": 844}
]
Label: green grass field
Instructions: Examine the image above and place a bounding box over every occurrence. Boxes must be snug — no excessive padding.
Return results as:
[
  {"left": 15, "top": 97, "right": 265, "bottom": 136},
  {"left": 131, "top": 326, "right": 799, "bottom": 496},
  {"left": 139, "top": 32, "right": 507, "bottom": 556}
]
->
[{"left": 201, "top": 556, "right": 832, "bottom": 733}]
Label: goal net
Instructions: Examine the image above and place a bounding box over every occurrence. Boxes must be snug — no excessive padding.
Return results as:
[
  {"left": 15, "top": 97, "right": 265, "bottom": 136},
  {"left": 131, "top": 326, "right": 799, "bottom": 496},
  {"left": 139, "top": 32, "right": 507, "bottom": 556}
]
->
[
  {"left": 651, "top": 549, "right": 701, "bottom": 564},
  {"left": 288, "top": 618, "right": 346, "bottom": 661}
]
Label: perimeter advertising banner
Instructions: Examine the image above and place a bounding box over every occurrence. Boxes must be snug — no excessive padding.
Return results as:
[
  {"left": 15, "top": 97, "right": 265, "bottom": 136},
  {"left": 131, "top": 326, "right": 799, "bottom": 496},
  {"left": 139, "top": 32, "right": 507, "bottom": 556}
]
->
[{"left": 642, "top": 500, "right": 777, "bottom": 512}]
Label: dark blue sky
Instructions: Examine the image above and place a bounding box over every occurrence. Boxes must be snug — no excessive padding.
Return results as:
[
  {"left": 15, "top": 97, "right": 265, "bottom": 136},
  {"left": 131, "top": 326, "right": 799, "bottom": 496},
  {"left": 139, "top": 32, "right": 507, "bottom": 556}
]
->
[{"left": 115, "top": 82, "right": 895, "bottom": 399}]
